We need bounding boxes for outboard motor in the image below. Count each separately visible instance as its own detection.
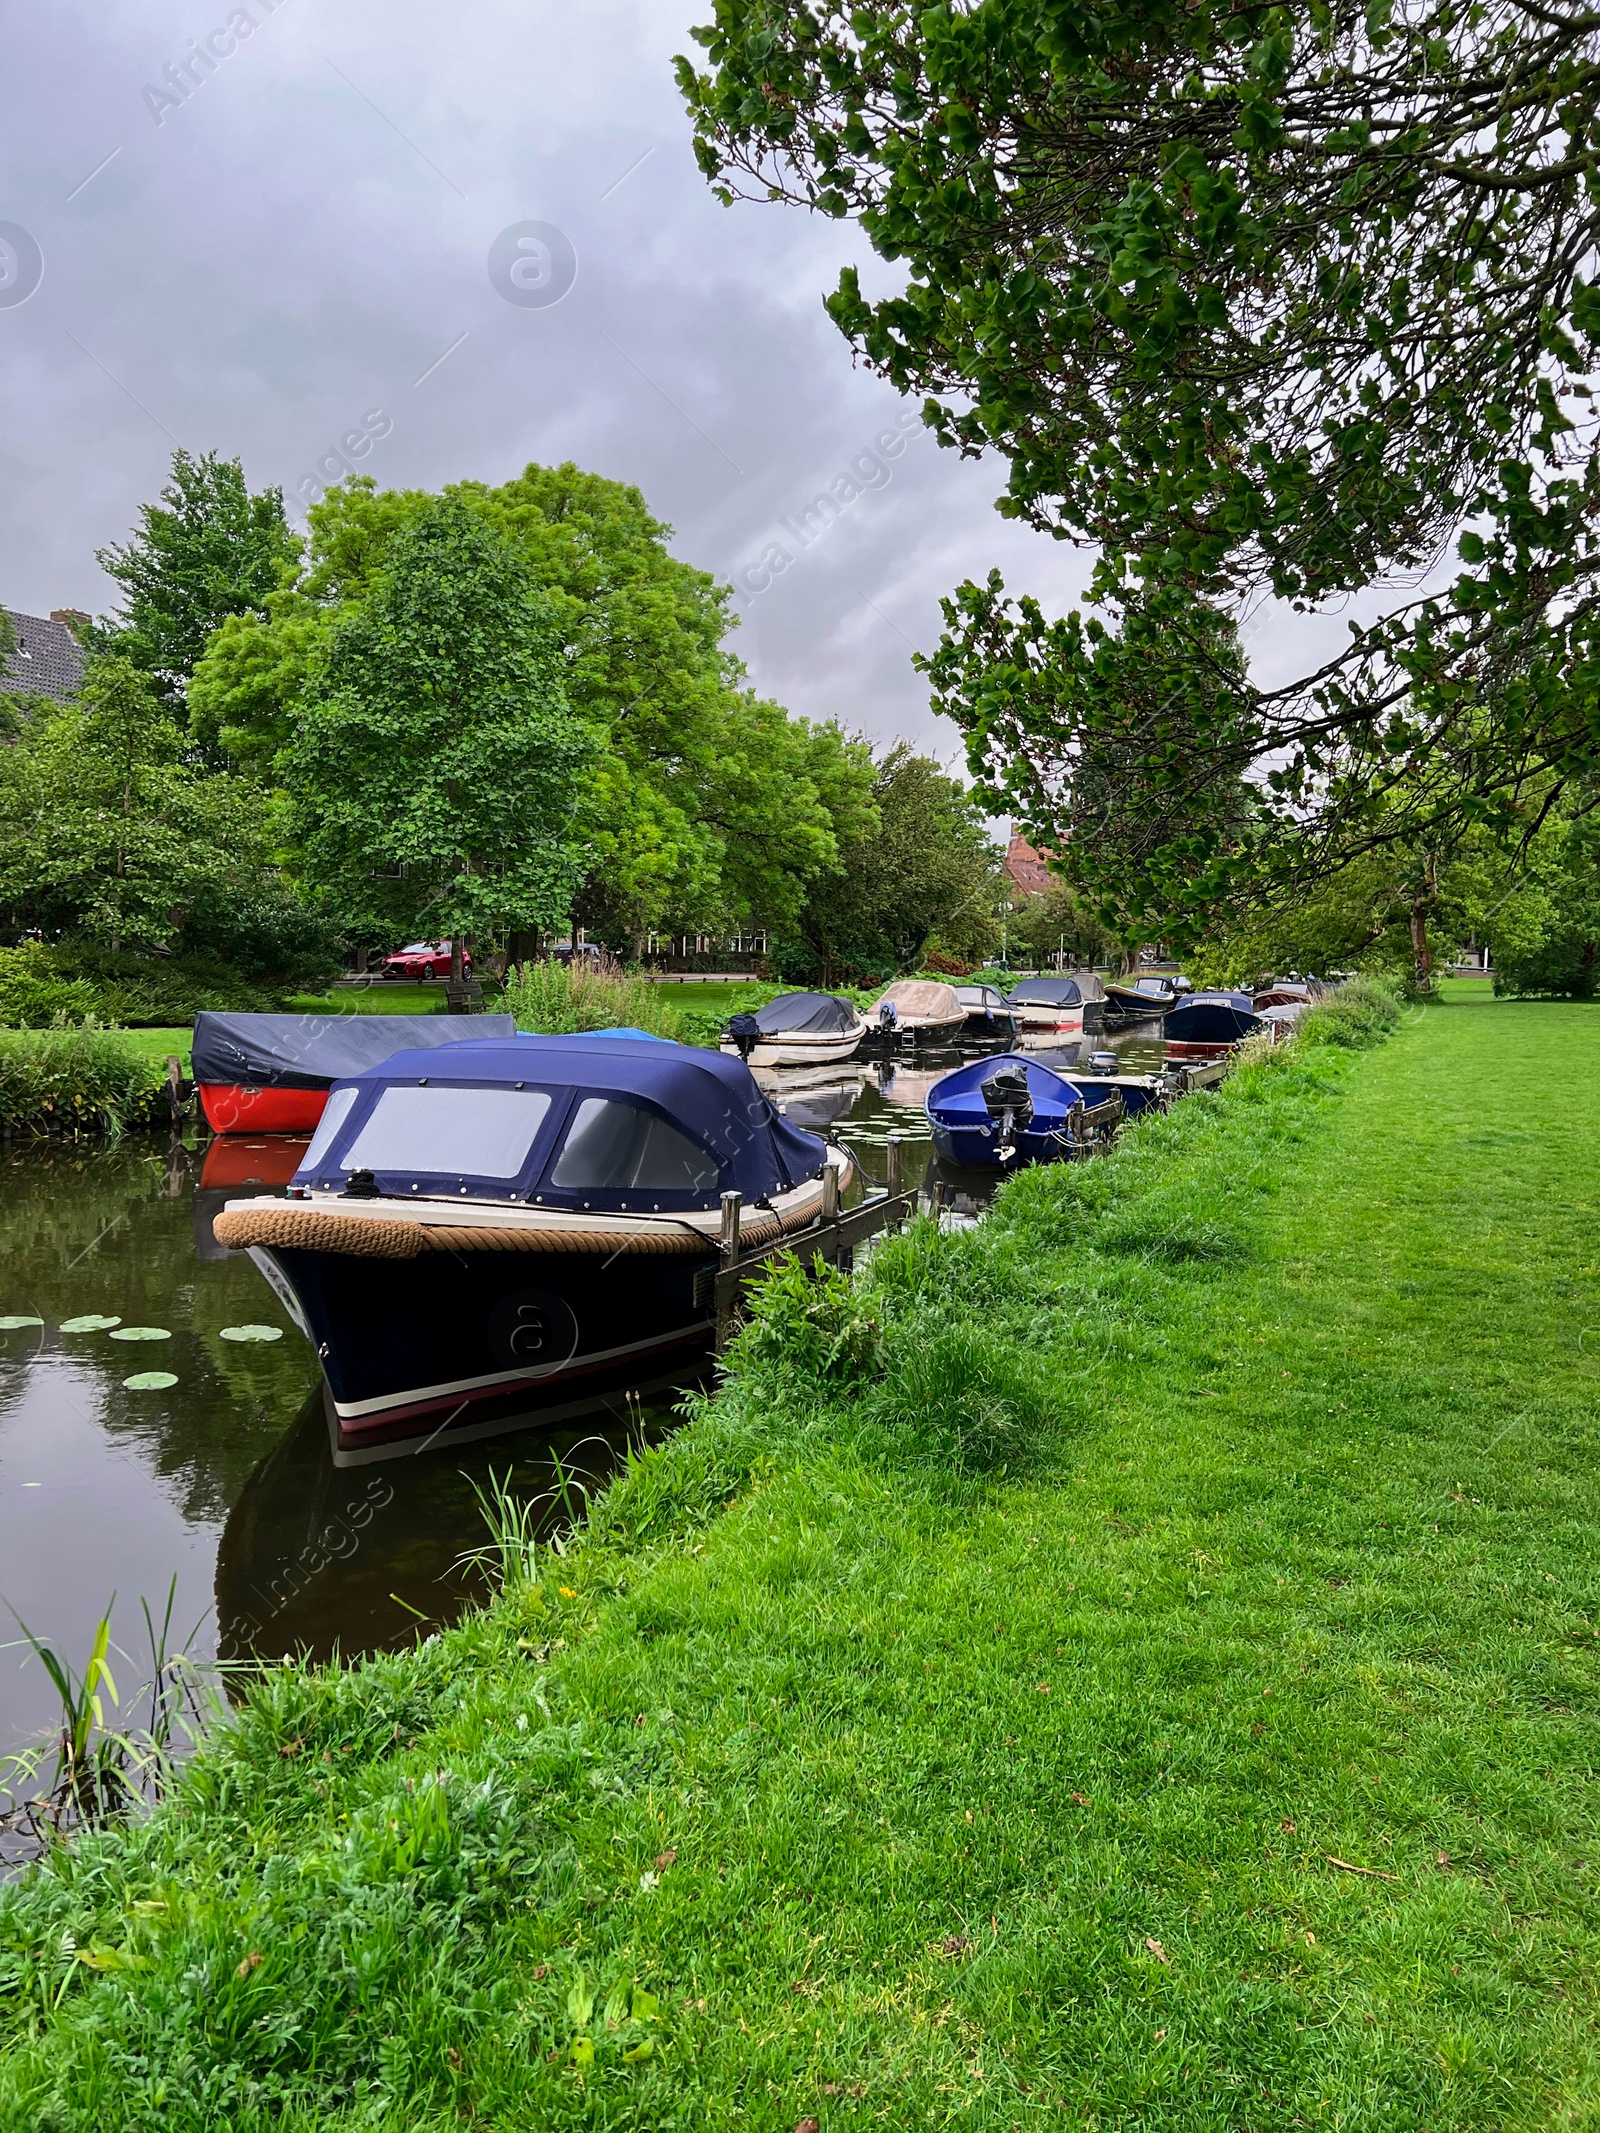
[877,998,899,1034]
[726,1011,761,1061]
[981,1062,1033,1161]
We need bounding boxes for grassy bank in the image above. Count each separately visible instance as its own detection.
[1,993,1596,2127]
[0,1027,169,1137]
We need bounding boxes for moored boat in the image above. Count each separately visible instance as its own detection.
[193,1011,518,1134]
[1005,972,1109,1034]
[213,1034,853,1455]
[926,1054,1118,1167]
[1104,974,1180,1017]
[865,979,967,1044]
[720,991,866,1068]
[1162,991,1263,1056]
[954,982,1019,1038]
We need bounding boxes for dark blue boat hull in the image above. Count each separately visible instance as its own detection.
[256,1241,716,1454]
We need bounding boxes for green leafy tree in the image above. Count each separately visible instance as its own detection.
[281,498,595,965]
[785,745,1002,983]
[679,0,1600,927]
[95,450,301,714]
[0,658,266,952]
[1004,875,1117,973]
[194,465,870,947]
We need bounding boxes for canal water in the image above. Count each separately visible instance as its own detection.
[0,1027,1168,1782]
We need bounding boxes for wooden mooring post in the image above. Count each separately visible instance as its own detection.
[702,1158,918,1354]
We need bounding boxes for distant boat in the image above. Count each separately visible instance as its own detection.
[865,979,967,1044]
[1005,973,1109,1034]
[720,992,867,1068]
[926,1054,1110,1167]
[954,982,1018,1038]
[192,1011,519,1135]
[1104,975,1180,1017]
[1163,991,1263,1055]
[214,1033,851,1455]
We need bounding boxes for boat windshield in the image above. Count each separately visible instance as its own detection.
[548,1098,720,1192]
[340,1086,554,1178]
[301,1085,360,1171]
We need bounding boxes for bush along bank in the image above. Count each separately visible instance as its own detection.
[0,1026,169,1138]
[4,984,1597,2128]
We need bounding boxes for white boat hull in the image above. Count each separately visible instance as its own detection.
[720,1029,864,1068]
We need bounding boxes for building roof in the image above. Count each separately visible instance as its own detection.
[1004,829,1053,898]
[2,610,86,702]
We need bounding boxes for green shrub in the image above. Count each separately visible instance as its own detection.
[0,1026,166,1136]
[502,957,686,1040]
[0,943,102,1027]
[0,938,281,1026]
[1300,974,1405,1049]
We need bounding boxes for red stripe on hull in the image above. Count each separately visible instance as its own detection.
[199,1084,330,1135]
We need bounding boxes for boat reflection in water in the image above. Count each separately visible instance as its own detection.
[215,1387,649,1669]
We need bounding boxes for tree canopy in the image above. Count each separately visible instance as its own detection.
[282,498,594,948]
[94,450,301,714]
[783,744,1002,981]
[0,657,265,953]
[678,0,1600,928]
[193,464,871,945]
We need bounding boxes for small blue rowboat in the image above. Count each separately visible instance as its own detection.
[925,1054,1089,1168]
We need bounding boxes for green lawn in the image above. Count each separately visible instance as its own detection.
[2,993,1596,2128]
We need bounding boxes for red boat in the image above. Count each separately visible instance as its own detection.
[193,1012,517,1135]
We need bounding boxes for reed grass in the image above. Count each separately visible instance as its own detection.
[501,955,688,1040]
[0,1024,167,1138]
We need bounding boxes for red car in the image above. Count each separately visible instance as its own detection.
[380,940,472,980]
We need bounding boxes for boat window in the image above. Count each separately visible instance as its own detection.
[300,1084,360,1172]
[340,1086,553,1178]
[549,1098,720,1192]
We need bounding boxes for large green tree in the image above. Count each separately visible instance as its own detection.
[785,744,1002,982]
[678,0,1600,929]
[281,498,594,961]
[95,450,301,715]
[0,658,266,952]
[193,466,870,946]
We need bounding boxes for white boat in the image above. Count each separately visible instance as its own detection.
[865,979,966,1043]
[720,991,867,1068]
[1005,973,1109,1034]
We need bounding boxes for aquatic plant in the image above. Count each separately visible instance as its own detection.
[0,1025,167,1138]
[0,1582,212,1854]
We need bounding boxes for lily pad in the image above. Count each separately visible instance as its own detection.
[0,1315,44,1331]
[60,1314,123,1334]
[219,1324,284,1343]
[123,1371,179,1392]
[109,1326,172,1343]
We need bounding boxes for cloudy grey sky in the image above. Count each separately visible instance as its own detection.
[0,0,1118,769]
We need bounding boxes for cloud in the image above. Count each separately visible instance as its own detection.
[0,0,1302,765]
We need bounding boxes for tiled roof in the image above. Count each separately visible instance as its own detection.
[2,609,86,702]
[1004,830,1053,897]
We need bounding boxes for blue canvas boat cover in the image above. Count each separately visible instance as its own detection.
[193,1011,519,1090]
[292,1032,827,1203]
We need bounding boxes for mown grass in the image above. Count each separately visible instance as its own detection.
[0,990,1596,2128]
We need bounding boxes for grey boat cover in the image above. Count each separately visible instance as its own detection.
[193,1011,518,1090]
[744,992,861,1037]
[1008,973,1108,1008]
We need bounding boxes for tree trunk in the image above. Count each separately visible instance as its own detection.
[450,936,465,982]
[506,926,539,976]
[1409,901,1433,983]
